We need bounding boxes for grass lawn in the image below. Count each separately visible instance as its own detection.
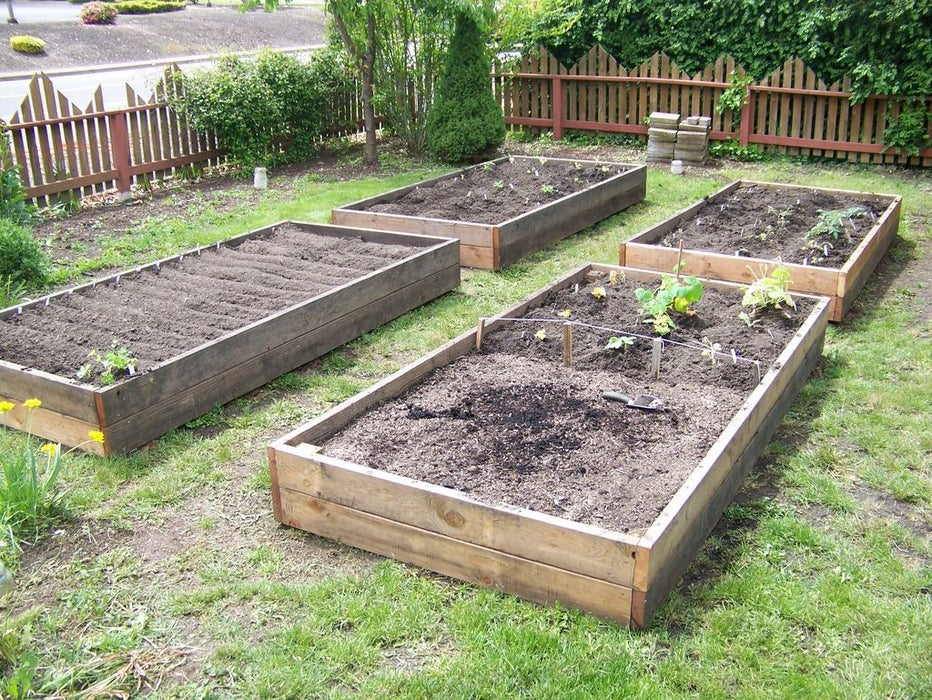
[0,146,929,698]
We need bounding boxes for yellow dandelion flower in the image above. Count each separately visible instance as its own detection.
[23,398,42,410]
[88,430,105,444]
[39,443,59,457]
[0,401,14,413]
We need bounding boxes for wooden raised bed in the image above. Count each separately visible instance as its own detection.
[268,264,830,627]
[619,180,901,322]
[332,156,646,271]
[0,222,459,455]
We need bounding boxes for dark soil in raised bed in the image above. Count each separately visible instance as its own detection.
[661,183,892,267]
[359,157,628,225]
[323,270,814,534]
[0,224,418,384]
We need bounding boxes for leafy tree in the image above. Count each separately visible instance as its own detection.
[426,10,504,162]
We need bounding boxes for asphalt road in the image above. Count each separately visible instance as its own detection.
[6,0,83,24]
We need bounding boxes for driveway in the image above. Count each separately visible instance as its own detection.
[6,0,82,24]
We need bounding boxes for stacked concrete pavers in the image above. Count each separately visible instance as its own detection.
[646,112,680,162]
[674,115,712,164]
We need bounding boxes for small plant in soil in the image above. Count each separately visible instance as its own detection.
[557,308,572,318]
[634,275,704,336]
[77,345,139,385]
[700,337,723,365]
[494,180,505,189]
[805,206,868,243]
[541,184,555,195]
[738,311,761,329]
[534,328,548,341]
[605,335,635,352]
[742,265,796,315]
[609,270,623,286]
[591,286,607,301]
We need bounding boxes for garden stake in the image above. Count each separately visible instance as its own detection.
[563,322,573,367]
[651,337,663,378]
[475,318,486,350]
[675,240,685,279]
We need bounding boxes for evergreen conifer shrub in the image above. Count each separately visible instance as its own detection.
[426,12,505,163]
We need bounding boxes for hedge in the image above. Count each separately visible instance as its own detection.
[112,0,185,14]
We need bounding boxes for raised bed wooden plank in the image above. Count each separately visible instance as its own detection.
[278,489,634,625]
[0,223,460,454]
[619,180,900,322]
[274,445,640,587]
[271,264,828,627]
[332,156,646,271]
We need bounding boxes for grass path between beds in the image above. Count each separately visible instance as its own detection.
[0,153,929,698]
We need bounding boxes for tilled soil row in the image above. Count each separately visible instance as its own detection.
[0,225,418,383]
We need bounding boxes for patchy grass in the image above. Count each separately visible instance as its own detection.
[0,152,929,698]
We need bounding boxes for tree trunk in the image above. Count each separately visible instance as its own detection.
[361,9,378,167]
[7,0,18,24]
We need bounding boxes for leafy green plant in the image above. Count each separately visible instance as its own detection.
[717,70,754,115]
[605,335,635,352]
[708,140,767,162]
[171,49,353,169]
[540,184,555,194]
[805,207,867,242]
[742,266,796,313]
[9,36,46,55]
[77,346,138,385]
[426,11,506,162]
[634,275,704,335]
[0,219,48,291]
[882,101,930,156]
[0,135,35,227]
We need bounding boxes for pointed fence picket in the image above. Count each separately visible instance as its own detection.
[1,66,369,206]
[494,47,931,167]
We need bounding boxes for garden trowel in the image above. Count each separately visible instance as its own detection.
[602,391,666,412]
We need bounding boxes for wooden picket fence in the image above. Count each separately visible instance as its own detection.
[1,67,368,206]
[494,46,932,167]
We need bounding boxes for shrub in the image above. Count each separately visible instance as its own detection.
[426,12,505,162]
[172,49,353,168]
[8,36,46,55]
[80,2,117,24]
[0,138,35,227]
[112,0,184,14]
[0,219,48,291]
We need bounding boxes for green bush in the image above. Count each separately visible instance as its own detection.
[0,138,35,227]
[8,36,46,55]
[171,49,353,168]
[80,2,117,24]
[112,0,184,14]
[426,12,505,163]
[0,219,48,291]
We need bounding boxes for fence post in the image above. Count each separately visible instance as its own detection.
[738,87,753,146]
[552,75,564,140]
[109,111,133,197]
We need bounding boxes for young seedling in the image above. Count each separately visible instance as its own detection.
[700,337,722,366]
[805,206,867,243]
[540,184,555,194]
[605,335,635,352]
[591,286,607,301]
[742,265,796,315]
[534,328,548,341]
[494,180,505,189]
[77,345,139,385]
[557,308,572,318]
[634,275,704,335]
[609,270,623,286]
[738,311,761,328]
